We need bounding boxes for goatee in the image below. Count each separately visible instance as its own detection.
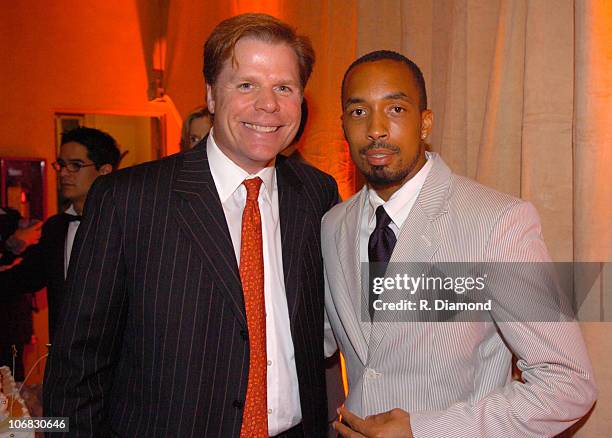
[363,142,424,187]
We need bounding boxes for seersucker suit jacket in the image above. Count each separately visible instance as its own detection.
[43,141,338,437]
[323,153,596,437]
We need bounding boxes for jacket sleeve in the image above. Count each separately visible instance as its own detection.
[43,176,128,437]
[0,224,53,299]
[410,201,597,437]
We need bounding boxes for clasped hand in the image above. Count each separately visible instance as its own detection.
[333,405,413,438]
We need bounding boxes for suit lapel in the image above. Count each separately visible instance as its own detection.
[336,187,370,364]
[52,216,70,284]
[276,157,309,323]
[172,142,246,328]
[368,154,451,357]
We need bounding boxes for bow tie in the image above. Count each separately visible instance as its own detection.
[62,213,82,222]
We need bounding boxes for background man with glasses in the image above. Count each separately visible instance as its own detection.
[0,126,121,339]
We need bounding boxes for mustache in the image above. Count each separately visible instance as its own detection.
[359,141,400,154]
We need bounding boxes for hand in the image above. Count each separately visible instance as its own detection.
[6,221,42,254]
[333,406,413,438]
[16,220,43,246]
[0,257,23,271]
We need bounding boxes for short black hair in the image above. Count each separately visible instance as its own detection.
[61,127,121,170]
[341,50,428,112]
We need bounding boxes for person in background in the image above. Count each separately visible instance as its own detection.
[180,106,213,150]
[0,127,121,340]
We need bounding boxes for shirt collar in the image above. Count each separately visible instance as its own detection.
[207,130,276,203]
[367,151,434,229]
[65,204,78,216]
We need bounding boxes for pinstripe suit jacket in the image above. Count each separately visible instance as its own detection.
[43,143,338,437]
[323,154,596,437]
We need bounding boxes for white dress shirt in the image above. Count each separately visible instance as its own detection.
[207,132,302,435]
[64,204,80,278]
[359,152,434,264]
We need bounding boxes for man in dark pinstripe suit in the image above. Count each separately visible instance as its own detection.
[324,51,596,437]
[44,14,338,437]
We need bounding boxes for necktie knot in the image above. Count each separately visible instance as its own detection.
[243,177,263,201]
[374,205,393,230]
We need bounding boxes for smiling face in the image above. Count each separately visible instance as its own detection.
[342,59,433,200]
[206,37,303,173]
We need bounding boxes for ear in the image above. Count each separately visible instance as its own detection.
[206,84,215,114]
[98,164,113,175]
[421,109,433,138]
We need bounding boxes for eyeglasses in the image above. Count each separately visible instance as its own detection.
[52,159,97,173]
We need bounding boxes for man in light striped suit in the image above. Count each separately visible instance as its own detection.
[323,50,596,437]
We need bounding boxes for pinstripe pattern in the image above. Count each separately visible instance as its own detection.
[43,142,338,437]
[323,153,596,437]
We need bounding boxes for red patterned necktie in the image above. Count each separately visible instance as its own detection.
[239,177,268,437]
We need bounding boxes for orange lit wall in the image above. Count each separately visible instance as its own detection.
[0,1,183,214]
[0,1,183,383]
[231,0,281,16]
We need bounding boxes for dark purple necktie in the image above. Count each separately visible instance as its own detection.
[368,206,397,319]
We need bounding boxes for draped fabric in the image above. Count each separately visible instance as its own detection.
[280,1,359,200]
[573,3,612,436]
[358,0,575,258]
[135,0,170,100]
[356,0,611,434]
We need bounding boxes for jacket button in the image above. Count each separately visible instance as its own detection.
[365,367,381,379]
[240,330,248,340]
[233,400,244,409]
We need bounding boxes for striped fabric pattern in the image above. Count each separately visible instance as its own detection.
[43,143,338,437]
[322,153,596,437]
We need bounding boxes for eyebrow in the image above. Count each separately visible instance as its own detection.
[236,74,300,86]
[344,97,365,107]
[344,92,413,108]
[59,158,85,163]
[385,92,410,101]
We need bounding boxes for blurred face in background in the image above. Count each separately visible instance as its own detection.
[188,114,212,147]
[57,142,111,211]
[207,37,303,173]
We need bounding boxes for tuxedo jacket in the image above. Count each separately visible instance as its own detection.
[43,143,338,437]
[0,208,34,347]
[323,153,596,437]
[0,213,71,339]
